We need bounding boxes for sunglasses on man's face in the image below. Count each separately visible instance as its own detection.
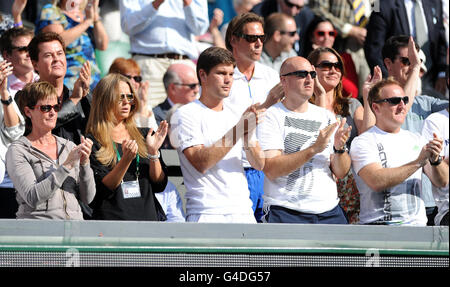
[31,104,61,113]
[122,74,142,83]
[11,45,28,52]
[374,96,409,105]
[174,83,199,90]
[314,30,337,38]
[281,70,317,79]
[119,93,135,104]
[236,33,266,43]
[280,30,297,37]
[284,0,304,10]
[316,61,343,72]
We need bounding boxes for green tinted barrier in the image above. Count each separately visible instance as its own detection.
[95,41,131,77]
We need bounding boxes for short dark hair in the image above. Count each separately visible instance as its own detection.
[225,12,264,51]
[264,13,290,40]
[28,32,66,62]
[0,27,34,55]
[382,35,419,64]
[196,47,236,84]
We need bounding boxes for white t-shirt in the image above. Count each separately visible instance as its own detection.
[258,102,339,214]
[172,100,254,217]
[155,180,186,222]
[421,109,449,226]
[224,62,279,167]
[350,126,427,226]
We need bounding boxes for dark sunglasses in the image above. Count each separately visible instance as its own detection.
[122,74,142,83]
[280,30,297,37]
[374,96,409,105]
[281,70,317,79]
[316,61,342,72]
[119,93,135,104]
[11,45,28,52]
[284,0,304,9]
[174,83,199,90]
[396,56,411,66]
[314,30,337,38]
[236,33,266,43]
[30,104,61,113]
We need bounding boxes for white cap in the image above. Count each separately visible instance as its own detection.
[418,49,427,73]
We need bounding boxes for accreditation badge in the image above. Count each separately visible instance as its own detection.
[121,180,141,199]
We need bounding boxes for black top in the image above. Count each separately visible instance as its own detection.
[87,128,168,221]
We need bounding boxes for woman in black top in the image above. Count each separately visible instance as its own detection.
[85,73,168,220]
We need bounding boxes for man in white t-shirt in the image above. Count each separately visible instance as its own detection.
[171,46,265,223]
[421,108,449,226]
[350,79,448,225]
[258,56,352,224]
[224,12,283,222]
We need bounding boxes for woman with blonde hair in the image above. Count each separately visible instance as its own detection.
[86,73,169,220]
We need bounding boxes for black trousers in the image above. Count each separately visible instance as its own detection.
[0,188,18,218]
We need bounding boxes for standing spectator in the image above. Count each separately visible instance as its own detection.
[251,0,315,56]
[0,27,39,97]
[172,47,265,223]
[350,77,448,225]
[85,73,169,221]
[154,63,199,126]
[6,81,96,220]
[258,56,352,224]
[259,13,298,72]
[120,0,209,108]
[108,57,157,130]
[308,0,372,99]
[364,0,447,98]
[224,12,283,222]
[27,31,91,145]
[36,0,108,91]
[421,108,449,226]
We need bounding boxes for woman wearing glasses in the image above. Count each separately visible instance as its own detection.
[5,81,96,219]
[108,57,157,130]
[85,73,169,220]
[304,16,359,99]
[307,47,368,224]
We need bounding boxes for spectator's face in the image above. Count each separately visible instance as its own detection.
[279,0,304,17]
[199,63,234,101]
[314,52,342,92]
[114,80,135,122]
[279,18,299,52]
[312,21,336,49]
[232,22,264,63]
[281,57,315,101]
[170,68,199,105]
[33,40,67,81]
[385,46,410,86]
[4,35,34,75]
[372,84,407,129]
[121,70,142,91]
[24,95,59,132]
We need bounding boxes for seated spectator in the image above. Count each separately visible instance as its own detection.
[350,78,448,225]
[6,81,96,219]
[304,16,358,98]
[307,47,368,223]
[220,0,262,40]
[108,57,157,130]
[0,27,39,96]
[259,13,298,72]
[27,31,91,145]
[172,47,265,223]
[421,107,449,226]
[36,0,108,90]
[85,73,169,221]
[258,56,351,224]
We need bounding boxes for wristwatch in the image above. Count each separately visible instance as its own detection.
[1,96,13,106]
[429,156,443,166]
[148,151,160,160]
[333,146,347,154]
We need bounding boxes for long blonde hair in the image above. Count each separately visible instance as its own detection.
[86,73,148,167]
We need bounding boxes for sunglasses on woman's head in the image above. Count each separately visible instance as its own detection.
[374,96,409,105]
[314,30,337,38]
[236,33,266,43]
[316,61,342,72]
[281,70,317,79]
[31,104,61,113]
[122,74,143,83]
